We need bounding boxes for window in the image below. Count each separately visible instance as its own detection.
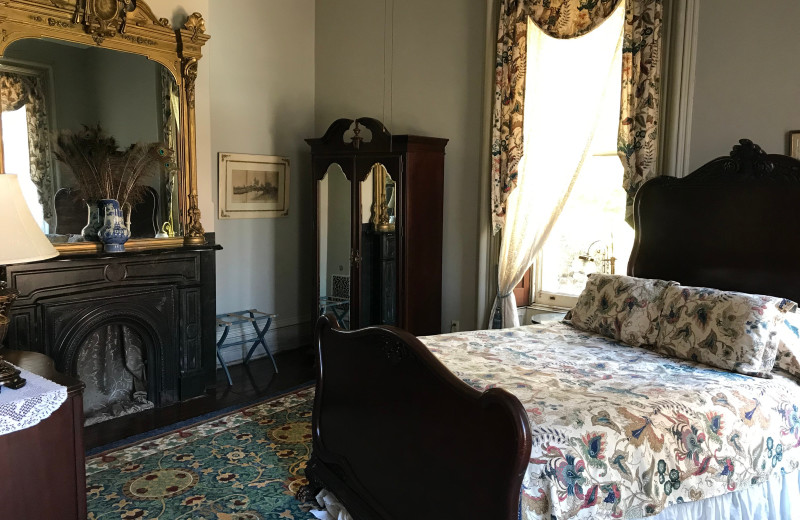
[1,104,44,231]
[520,6,633,309]
[0,63,52,234]
[533,101,635,308]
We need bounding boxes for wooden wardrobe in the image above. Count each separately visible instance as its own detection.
[308,118,447,336]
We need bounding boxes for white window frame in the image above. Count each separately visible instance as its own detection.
[531,252,579,309]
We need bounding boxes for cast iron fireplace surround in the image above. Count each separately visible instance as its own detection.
[1,244,218,406]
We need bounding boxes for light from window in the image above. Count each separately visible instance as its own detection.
[530,5,632,306]
[2,105,47,232]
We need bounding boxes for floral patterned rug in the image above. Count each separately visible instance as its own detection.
[86,386,317,520]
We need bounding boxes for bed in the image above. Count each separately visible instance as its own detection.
[299,139,800,519]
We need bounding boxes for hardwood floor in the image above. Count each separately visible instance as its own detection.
[85,346,315,452]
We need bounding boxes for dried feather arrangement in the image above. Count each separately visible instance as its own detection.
[53,124,173,208]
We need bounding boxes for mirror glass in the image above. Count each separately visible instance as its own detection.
[360,163,397,326]
[318,164,351,329]
[0,37,181,243]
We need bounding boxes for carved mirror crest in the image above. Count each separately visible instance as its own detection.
[0,0,209,254]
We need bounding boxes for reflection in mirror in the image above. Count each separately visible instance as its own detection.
[318,164,351,329]
[0,38,181,243]
[361,163,398,327]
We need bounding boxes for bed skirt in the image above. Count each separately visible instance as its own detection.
[647,470,800,520]
[311,470,800,520]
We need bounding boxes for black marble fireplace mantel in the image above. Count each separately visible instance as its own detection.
[2,243,219,405]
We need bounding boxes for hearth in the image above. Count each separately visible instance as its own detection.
[78,324,154,425]
[2,245,218,422]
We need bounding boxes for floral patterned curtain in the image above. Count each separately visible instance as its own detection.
[0,71,54,222]
[491,0,622,233]
[618,0,663,224]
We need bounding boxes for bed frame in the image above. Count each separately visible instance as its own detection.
[299,139,800,519]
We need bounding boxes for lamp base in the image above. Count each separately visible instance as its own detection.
[0,282,24,389]
[0,356,25,389]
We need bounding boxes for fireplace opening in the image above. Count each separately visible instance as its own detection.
[77,323,155,426]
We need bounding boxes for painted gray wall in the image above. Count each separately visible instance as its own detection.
[315,0,487,332]
[689,0,800,168]
[208,0,315,348]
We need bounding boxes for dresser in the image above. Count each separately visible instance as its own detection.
[309,118,447,335]
[0,350,86,519]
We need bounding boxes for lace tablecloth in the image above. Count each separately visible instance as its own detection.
[0,364,68,436]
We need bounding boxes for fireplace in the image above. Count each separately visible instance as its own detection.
[77,323,154,425]
[2,245,218,422]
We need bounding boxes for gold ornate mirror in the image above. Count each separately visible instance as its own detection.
[0,0,209,254]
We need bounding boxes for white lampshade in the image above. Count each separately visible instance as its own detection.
[0,174,58,264]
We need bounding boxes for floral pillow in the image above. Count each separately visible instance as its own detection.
[655,285,796,377]
[567,274,677,347]
[775,312,800,381]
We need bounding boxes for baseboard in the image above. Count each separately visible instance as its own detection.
[215,313,313,368]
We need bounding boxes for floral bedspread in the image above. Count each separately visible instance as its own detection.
[420,322,800,520]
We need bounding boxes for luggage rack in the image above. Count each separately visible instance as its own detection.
[215,309,278,386]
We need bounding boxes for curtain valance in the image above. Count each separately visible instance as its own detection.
[529,0,622,39]
[0,72,33,112]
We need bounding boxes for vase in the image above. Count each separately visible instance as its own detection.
[81,201,102,241]
[98,199,131,253]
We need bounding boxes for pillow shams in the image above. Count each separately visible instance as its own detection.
[568,274,676,347]
[655,286,796,377]
[775,312,800,380]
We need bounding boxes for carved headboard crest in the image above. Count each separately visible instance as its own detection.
[723,139,774,175]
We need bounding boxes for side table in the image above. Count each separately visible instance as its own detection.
[0,350,86,520]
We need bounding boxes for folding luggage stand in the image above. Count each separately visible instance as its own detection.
[215,309,278,386]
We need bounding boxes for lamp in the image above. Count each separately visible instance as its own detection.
[0,174,59,389]
[578,239,616,275]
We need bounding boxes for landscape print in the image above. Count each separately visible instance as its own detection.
[231,169,279,203]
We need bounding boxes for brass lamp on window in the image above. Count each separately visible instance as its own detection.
[578,239,616,275]
[0,174,59,389]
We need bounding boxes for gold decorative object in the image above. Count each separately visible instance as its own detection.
[370,164,396,233]
[0,174,60,390]
[0,0,210,255]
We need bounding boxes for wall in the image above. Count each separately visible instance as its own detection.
[315,0,487,331]
[689,0,800,168]
[208,0,315,360]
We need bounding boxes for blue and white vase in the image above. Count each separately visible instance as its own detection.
[81,201,102,241]
[98,199,131,253]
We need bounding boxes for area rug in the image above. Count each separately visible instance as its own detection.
[86,386,317,520]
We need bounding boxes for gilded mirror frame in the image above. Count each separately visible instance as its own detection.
[0,0,210,254]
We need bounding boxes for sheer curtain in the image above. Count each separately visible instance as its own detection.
[493,6,625,328]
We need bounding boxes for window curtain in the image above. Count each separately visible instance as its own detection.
[490,0,622,234]
[619,0,664,224]
[489,0,664,328]
[0,71,53,222]
[492,7,625,329]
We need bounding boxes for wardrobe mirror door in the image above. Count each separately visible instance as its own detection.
[318,163,352,329]
[360,163,398,326]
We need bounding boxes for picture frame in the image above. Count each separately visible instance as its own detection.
[791,132,800,160]
[218,153,290,218]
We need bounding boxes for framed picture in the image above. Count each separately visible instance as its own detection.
[791,132,800,160]
[218,153,290,218]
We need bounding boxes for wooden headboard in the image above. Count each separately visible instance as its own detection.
[629,139,800,303]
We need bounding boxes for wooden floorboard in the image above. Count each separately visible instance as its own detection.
[84,345,315,451]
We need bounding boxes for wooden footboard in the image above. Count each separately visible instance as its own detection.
[302,315,532,520]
